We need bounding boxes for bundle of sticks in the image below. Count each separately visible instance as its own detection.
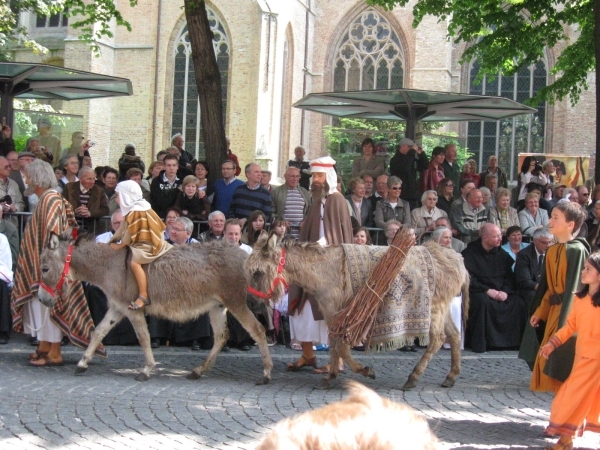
[329,226,415,347]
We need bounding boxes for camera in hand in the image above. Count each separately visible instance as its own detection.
[0,195,12,205]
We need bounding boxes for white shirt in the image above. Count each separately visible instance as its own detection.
[239,242,252,254]
[0,233,13,286]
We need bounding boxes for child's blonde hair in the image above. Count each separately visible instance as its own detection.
[182,175,200,189]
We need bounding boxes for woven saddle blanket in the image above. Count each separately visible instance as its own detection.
[341,244,435,350]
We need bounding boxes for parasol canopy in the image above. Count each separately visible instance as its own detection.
[0,62,133,127]
[293,88,537,139]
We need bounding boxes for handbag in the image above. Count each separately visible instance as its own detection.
[543,334,577,382]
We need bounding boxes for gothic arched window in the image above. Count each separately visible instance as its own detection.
[467,61,547,180]
[171,8,229,159]
[333,10,404,92]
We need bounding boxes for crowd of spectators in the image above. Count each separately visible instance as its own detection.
[0,129,597,367]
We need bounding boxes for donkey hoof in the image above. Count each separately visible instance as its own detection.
[255,376,271,386]
[441,377,455,388]
[186,371,201,381]
[315,379,331,390]
[135,372,150,382]
[74,366,88,375]
[361,366,376,379]
[401,379,418,391]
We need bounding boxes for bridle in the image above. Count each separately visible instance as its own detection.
[39,243,74,298]
[247,248,288,300]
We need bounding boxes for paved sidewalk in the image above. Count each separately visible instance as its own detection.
[0,335,598,449]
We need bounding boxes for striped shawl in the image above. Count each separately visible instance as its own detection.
[122,209,166,256]
[11,190,106,357]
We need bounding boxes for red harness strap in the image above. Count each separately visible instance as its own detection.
[247,248,288,300]
[39,243,74,298]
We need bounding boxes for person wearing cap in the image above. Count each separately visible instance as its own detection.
[260,170,272,192]
[286,156,353,374]
[550,183,567,207]
[389,137,429,210]
[34,118,62,164]
[9,151,35,211]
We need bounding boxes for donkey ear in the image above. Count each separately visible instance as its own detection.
[48,233,60,250]
[255,229,269,247]
[267,231,279,251]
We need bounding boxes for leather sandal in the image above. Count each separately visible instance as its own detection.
[29,356,64,367]
[286,355,317,372]
[28,351,48,361]
[129,295,151,310]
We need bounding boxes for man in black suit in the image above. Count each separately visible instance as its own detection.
[514,227,553,308]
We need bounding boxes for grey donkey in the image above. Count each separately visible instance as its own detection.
[38,233,273,384]
[246,232,470,391]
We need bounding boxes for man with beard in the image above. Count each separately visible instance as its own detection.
[287,156,353,373]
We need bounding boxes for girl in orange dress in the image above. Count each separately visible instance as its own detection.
[539,252,600,450]
[525,202,589,392]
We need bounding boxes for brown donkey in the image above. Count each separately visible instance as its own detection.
[38,233,273,384]
[245,232,470,390]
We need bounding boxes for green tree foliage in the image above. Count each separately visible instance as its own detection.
[1,0,138,58]
[367,0,592,107]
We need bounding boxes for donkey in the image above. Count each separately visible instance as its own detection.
[38,233,273,384]
[245,233,470,390]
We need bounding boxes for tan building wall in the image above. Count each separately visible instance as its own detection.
[12,0,596,181]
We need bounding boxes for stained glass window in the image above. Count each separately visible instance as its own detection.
[467,61,547,181]
[171,8,229,160]
[333,10,404,92]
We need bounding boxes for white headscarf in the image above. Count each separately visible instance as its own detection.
[115,180,151,216]
[310,156,338,195]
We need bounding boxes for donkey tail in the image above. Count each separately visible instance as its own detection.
[461,270,470,335]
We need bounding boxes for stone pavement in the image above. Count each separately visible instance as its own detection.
[0,335,598,450]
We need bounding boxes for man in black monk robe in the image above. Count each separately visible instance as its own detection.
[462,223,527,353]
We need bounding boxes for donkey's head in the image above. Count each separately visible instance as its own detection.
[245,230,287,302]
[38,231,73,307]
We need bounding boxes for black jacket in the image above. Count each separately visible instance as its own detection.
[389,149,428,202]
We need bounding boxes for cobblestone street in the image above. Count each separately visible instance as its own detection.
[1,335,598,449]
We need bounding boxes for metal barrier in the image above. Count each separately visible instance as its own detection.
[5,211,388,244]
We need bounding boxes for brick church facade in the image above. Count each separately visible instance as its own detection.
[12,0,595,180]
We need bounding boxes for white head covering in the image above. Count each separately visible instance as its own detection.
[115,180,151,216]
[310,156,338,195]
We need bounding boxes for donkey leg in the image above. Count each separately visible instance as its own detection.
[126,311,156,382]
[338,341,376,380]
[188,305,228,380]
[227,304,273,385]
[315,338,341,391]
[441,318,461,388]
[75,307,123,375]
[403,309,447,391]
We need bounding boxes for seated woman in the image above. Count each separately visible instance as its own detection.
[500,225,529,271]
[384,220,402,246]
[411,190,447,241]
[519,192,549,237]
[488,188,520,241]
[345,177,373,227]
[110,180,172,310]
